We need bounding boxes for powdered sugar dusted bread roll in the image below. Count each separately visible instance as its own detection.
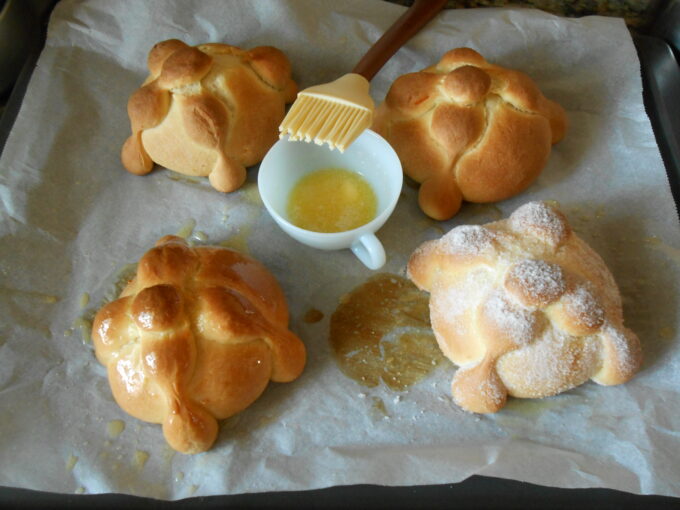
[373,48,567,220]
[92,236,306,453]
[407,201,641,413]
[122,39,297,192]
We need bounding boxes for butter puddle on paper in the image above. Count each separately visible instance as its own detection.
[330,273,444,391]
[79,292,90,309]
[287,168,377,233]
[133,450,149,470]
[66,454,78,471]
[176,219,196,239]
[107,420,125,439]
[68,263,137,342]
[303,308,324,324]
[241,182,262,206]
[645,235,680,265]
[219,225,252,254]
[0,287,59,304]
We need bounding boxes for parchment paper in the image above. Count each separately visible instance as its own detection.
[1,0,679,500]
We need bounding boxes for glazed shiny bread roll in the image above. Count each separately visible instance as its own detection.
[92,236,306,453]
[408,201,641,413]
[373,48,567,220]
[122,39,297,192]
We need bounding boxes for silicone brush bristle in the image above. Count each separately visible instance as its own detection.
[278,73,374,152]
[280,96,372,152]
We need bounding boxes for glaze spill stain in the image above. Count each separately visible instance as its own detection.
[219,225,252,254]
[72,317,92,343]
[176,219,196,239]
[167,173,204,187]
[223,410,280,441]
[107,419,125,439]
[645,236,680,265]
[133,450,149,470]
[241,182,263,206]
[330,273,443,391]
[501,395,570,417]
[659,326,675,340]
[66,454,78,471]
[371,396,389,418]
[2,287,59,304]
[104,263,138,303]
[70,264,137,341]
[193,231,208,242]
[303,308,324,324]
[566,203,606,225]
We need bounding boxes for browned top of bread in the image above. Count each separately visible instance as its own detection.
[121,39,297,192]
[373,48,567,221]
[92,236,306,453]
[408,201,641,413]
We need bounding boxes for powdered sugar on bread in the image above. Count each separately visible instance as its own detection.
[440,225,496,256]
[407,201,642,413]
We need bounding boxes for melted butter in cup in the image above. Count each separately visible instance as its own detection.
[258,130,403,270]
[287,168,377,233]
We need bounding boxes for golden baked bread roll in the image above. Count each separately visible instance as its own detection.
[91,236,306,453]
[121,39,297,192]
[408,201,641,413]
[373,48,567,220]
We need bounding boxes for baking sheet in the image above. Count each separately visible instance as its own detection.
[1,0,679,500]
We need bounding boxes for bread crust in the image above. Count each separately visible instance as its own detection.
[407,201,641,413]
[373,48,567,220]
[121,40,298,192]
[92,236,306,453]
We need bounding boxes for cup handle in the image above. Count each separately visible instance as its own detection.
[351,233,386,270]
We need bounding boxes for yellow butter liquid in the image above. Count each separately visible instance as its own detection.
[287,168,377,233]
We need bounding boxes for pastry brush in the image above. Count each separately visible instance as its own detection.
[279,0,447,152]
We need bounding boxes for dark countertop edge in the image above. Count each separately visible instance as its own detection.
[2,477,680,508]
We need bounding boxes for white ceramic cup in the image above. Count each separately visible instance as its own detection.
[258,129,403,270]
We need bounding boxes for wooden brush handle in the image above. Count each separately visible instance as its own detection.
[352,0,448,81]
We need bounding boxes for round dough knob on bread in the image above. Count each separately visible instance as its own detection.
[121,39,297,192]
[373,48,567,220]
[407,201,641,413]
[91,236,306,453]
